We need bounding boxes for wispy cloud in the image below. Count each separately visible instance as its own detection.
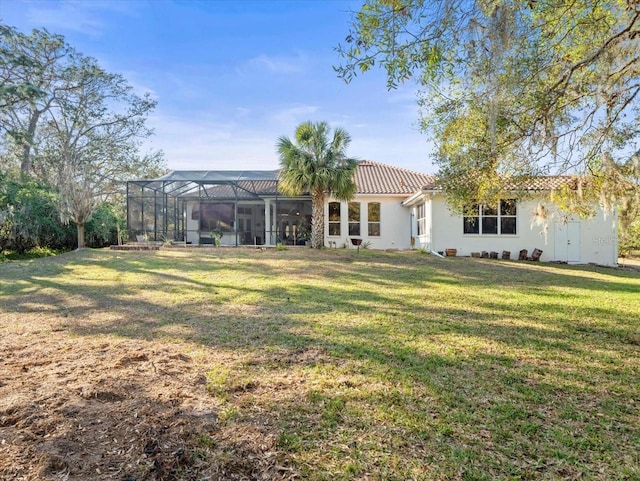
[144,105,434,173]
[235,107,252,118]
[268,104,319,128]
[145,113,282,171]
[386,86,420,105]
[120,71,159,100]
[243,51,308,76]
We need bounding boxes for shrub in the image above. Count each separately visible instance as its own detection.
[85,202,125,248]
[0,175,75,253]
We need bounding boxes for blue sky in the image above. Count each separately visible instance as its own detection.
[0,0,436,173]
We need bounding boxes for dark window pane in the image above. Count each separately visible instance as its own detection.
[464,204,480,216]
[482,204,498,216]
[328,223,341,236]
[368,202,380,222]
[349,223,360,236]
[464,217,479,234]
[368,223,380,236]
[329,202,341,221]
[482,216,498,234]
[501,217,517,234]
[501,199,517,216]
[348,202,360,221]
[200,203,235,232]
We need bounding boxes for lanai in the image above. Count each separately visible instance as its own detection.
[126,170,312,246]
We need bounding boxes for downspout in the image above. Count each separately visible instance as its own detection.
[409,210,413,248]
[428,192,434,254]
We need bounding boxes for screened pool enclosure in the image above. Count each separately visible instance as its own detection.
[126,170,312,246]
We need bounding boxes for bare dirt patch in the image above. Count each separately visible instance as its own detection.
[0,334,285,480]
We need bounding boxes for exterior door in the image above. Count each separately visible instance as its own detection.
[554,221,581,263]
[237,206,254,245]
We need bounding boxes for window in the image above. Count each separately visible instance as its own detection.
[463,200,517,235]
[500,199,517,234]
[368,202,381,236]
[416,204,426,236]
[482,204,498,234]
[328,202,341,236]
[195,202,235,232]
[348,202,360,236]
[463,205,480,234]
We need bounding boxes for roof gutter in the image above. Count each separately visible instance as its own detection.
[401,189,438,207]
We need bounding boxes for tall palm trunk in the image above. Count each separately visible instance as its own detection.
[277,122,357,249]
[310,189,325,249]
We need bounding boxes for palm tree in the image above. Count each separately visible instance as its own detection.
[277,121,358,248]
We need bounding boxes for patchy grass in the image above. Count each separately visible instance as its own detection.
[0,248,639,480]
[0,246,64,262]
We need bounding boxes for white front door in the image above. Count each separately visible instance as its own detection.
[554,221,581,263]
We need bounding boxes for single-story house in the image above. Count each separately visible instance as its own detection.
[126,160,618,265]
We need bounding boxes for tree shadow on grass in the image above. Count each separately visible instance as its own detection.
[1,249,638,357]
[1,249,639,478]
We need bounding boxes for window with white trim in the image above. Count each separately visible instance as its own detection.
[328,202,341,236]
[348,202,361,236]
[368,202,380,236]
[416,204,427,236]
[463,199,517,235]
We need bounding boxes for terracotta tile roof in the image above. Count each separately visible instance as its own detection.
[504,176,576,191]
[201,180,278,199]
[421,175,577,192]
[354,160,435,195]
[139,164,574,198]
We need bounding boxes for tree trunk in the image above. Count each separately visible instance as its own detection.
[76,223,86,250]
[310,189,325,249]
[20,111,41,177]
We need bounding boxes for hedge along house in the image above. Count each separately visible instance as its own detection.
[402,176,619,266]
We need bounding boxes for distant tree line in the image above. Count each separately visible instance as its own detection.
[0,24,165,255]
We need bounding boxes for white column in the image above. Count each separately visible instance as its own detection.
[264,199,272,245]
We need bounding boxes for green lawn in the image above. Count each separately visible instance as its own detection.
[1,248,639,480]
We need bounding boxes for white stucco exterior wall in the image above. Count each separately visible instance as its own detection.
[423,194,618,265]
[324,195,412,249]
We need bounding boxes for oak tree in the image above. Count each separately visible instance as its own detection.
[0,25,165,248]
[337,1,640,227]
